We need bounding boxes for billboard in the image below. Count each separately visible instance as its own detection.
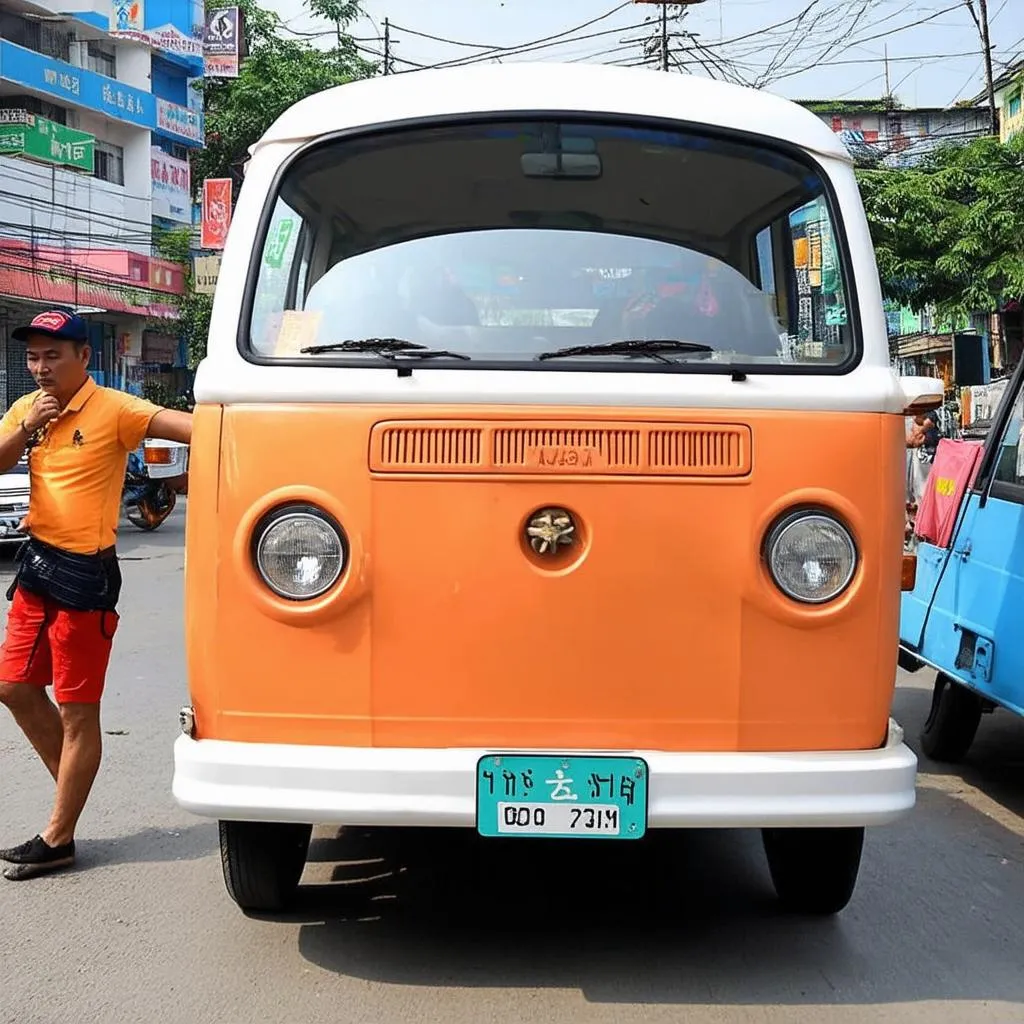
[200,178,233,250]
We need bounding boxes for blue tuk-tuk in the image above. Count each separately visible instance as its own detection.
[899,362,1024,761]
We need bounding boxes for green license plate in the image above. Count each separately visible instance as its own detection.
[476,754,648,840]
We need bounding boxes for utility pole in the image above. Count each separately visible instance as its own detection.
[884,44,891,100]
[383,17,391,76]
[661,4,669,72]
[964,0,999,135]
[633,0,706,72]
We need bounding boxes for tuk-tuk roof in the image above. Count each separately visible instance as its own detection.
[255,62,852,165]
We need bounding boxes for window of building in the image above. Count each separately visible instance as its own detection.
[94,141,125,186]
[1008,92,1022,119]
[85,41,116,78]
[0,96,67,125]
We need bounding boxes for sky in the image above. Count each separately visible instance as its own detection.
[263,0,1023,109]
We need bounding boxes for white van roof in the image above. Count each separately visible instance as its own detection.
[255,62,851,164]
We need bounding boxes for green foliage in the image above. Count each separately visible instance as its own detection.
[154,2,375,366]
[857,134,1024,319]
[152,227,213,370]
[142,379,192,411]
[190,0,376,192]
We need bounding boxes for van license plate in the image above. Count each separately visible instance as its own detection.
[476,755,648,839]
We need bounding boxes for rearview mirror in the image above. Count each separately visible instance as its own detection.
[520,152,602,179]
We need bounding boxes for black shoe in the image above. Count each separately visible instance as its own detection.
[0,835,75,880]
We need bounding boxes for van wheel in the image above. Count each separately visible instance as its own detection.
[920,673,983,763]
[762,827,864,915]
[219,820,312,913]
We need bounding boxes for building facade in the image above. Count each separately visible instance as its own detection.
[797,98,991,168]
[0,0,203,409]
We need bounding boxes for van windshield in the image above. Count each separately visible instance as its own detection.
[246,119,856,370]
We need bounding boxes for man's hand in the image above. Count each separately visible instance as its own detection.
[22,395,60,435]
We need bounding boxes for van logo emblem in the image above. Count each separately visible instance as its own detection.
[526,508,576,556]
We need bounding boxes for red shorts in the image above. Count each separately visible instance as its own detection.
[0,587,119,704]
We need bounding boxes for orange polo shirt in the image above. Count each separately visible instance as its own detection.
[0,377,162,554]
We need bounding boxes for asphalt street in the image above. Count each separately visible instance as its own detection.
[1,506,1022,1024]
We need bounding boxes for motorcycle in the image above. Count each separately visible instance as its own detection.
[123,448,178,531]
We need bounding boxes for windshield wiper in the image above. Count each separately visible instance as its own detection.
[537,339,715,363]
[300,337,469,360]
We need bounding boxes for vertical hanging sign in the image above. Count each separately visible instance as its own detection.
[200,178,233,250]
[204,7,241,78]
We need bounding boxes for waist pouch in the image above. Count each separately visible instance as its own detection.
[9,538,121,612]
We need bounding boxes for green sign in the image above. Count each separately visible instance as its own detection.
[263,219,295,268]
[0,112,94,173]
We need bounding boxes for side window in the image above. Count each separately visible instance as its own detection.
[785,198,848,360]
[753,225,777,314]
[250,198,307,354]
[992,385,1024,489]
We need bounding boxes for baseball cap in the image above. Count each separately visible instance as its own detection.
[12,309,89,344]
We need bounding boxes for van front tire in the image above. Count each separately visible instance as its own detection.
[219,820,312,913]
[762,826,864,915]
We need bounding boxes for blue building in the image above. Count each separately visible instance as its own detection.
[0,0,204,406]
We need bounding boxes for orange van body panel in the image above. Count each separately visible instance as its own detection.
[184,404,905,753]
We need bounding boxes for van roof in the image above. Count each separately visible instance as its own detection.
[255,62,852,164]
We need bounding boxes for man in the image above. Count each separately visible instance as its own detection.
[0,310,192,880]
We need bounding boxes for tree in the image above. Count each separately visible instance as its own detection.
[159,1,374,370]
[153,226,213,372]
[857,134,1024,322]
[191,0,375,192]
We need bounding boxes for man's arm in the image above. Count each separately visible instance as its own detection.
[146,409,193,445]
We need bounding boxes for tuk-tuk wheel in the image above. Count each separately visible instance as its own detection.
[920,673,983,763]
[219,820,312,914]
[761,826,864,915]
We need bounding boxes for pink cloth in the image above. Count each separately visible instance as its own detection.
[914,439,984,548]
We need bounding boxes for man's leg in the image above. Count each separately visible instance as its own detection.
[2,605,117,880]
[42,702,102,848]
[0,682,62,780]
[0,587,60,780]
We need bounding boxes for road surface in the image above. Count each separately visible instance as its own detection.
[2,511,1022,1023]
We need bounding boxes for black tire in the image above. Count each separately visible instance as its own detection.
[762,827,864,915]
[219,820,312,913]
[920,673,983,763]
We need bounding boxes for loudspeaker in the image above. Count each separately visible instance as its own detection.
[953,332,989,387]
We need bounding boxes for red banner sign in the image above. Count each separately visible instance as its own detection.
[200,178,233,250]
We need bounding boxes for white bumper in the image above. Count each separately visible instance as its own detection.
[173,719,916,829]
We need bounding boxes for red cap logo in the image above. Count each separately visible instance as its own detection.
[31,311,71,332]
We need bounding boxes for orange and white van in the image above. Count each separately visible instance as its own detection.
[172,63,943,916]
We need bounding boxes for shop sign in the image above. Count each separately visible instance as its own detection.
[156,98,203,144]
[0,111,94,173]
[151,147,191,224]
[0,41,153,128]
[111,0,144,33]
[204,7,241,78]
[111,23,204,59]
[193,254,221,294]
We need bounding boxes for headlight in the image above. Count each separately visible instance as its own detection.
[765,511,857,604]
[254,506,346,600]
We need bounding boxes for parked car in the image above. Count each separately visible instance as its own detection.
[0,455,29,547]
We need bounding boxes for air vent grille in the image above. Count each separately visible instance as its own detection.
[370,421,751,477]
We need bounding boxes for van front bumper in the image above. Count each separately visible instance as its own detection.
[172,719,916,829]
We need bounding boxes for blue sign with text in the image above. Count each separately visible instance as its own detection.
[0,41,154,129]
